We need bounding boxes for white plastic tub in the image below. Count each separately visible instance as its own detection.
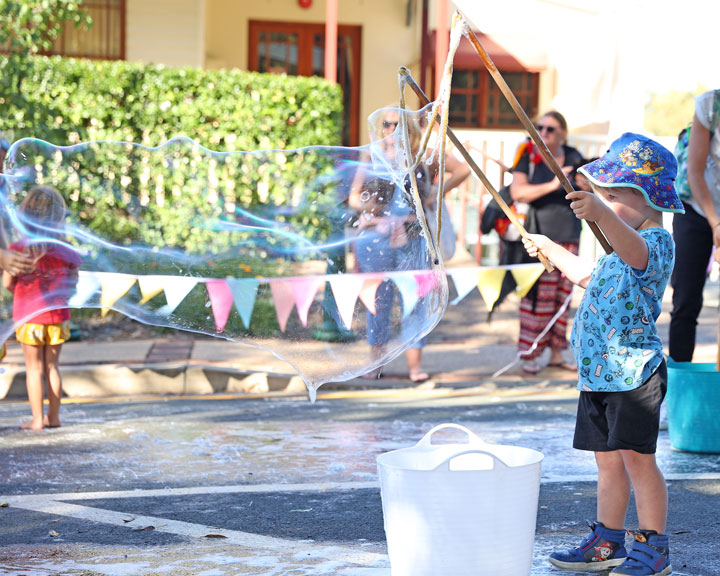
[377,423,544,576]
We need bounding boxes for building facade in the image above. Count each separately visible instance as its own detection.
[51,0,596,150]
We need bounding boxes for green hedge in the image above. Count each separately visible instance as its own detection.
[1,54,343,149]
[0,55,345,259]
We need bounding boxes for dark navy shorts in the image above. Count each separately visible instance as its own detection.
[573,360,667,454]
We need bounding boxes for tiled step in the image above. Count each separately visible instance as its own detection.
[145,340,194,363]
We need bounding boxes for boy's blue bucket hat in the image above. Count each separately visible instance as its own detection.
[578,132,685,213]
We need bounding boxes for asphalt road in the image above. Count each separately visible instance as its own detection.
[1,390,719,576]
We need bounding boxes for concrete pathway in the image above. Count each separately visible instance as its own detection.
[2,281,718,401]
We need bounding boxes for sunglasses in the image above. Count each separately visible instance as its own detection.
[536,124,557,134]
[382,120,399,129]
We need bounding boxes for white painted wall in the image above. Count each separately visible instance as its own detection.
[126,0,205,68]
[204,0,425,144]
[453,0,720,141]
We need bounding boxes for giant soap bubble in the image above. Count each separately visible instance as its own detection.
[0,103,449,399]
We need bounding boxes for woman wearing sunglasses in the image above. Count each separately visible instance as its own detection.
[509,110,584,374]
[349,107,468,382]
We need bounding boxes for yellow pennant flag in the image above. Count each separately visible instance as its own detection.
[511,264,545,297]
[477,268,507,311]
[137,275,167,304]
[100,273,137,316]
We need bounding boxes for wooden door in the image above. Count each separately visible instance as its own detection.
[249,20,361,146]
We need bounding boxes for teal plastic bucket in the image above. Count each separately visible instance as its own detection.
[666,361,720,453]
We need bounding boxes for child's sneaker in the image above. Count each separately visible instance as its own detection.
[549,520,627,571]
[610,530,672,576]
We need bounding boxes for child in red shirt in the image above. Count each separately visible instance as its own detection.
[3,186,81,430]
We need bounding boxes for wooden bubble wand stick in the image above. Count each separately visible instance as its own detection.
[457,11,612,254]
[400,68,554,272]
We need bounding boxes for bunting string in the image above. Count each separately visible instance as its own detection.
[68,263,545,334]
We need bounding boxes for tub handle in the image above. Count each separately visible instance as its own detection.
[417,424,511,469]
[417,423,488,448]
[435,447,512,471]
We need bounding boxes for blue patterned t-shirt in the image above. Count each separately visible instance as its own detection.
[571,227,674,392]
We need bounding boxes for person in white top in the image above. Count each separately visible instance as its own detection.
[669,89,720,362]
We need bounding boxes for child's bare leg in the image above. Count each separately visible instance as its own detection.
[43,344,63,428]
[621,449,667,533]
[596,450,631,530]
[20,343,45,430]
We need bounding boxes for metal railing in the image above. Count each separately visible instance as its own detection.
[443,140,511,265]
[444,132,611,265]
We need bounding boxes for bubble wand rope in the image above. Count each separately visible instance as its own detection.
[400,68,554,273]
[492,288,574,377]
[457,11,613,256]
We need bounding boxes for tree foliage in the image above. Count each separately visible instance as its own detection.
[0,0,92,95]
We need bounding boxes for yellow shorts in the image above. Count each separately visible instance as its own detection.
[16,321,71,346]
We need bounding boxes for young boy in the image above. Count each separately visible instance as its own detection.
[523,133,683,576]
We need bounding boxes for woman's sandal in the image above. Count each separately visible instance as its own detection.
[409,371,430,383]
[522,360,542,374]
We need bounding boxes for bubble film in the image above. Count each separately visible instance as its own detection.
[0,104,448,397]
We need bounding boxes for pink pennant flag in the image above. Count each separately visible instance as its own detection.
[206,280,234,332]
[290,277,325,327]
[358,275,385,315]
[270,279,295,332]
[329,274,366,330]
[414,270,440,298]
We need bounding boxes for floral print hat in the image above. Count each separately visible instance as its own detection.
[578,132,685,213]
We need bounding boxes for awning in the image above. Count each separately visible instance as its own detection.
[429,30,548,73]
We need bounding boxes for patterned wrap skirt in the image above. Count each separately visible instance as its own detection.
[518,242,578,358]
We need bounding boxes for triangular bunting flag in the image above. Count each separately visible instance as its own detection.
[206,280,234,332]
[329,274,365,330]
[358,276,385,315]
[227,278,260,329]
[414,270,439,298]
[448,268,481,305]
[137,275,168,304]
[290,277,324,327]
[159,277,198,316]
[477,268,507,312]
[511,264,545,298]
[270,279,295,332]
[69,271,101,307]
[99,273,137,317]
[392,273,420,318]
